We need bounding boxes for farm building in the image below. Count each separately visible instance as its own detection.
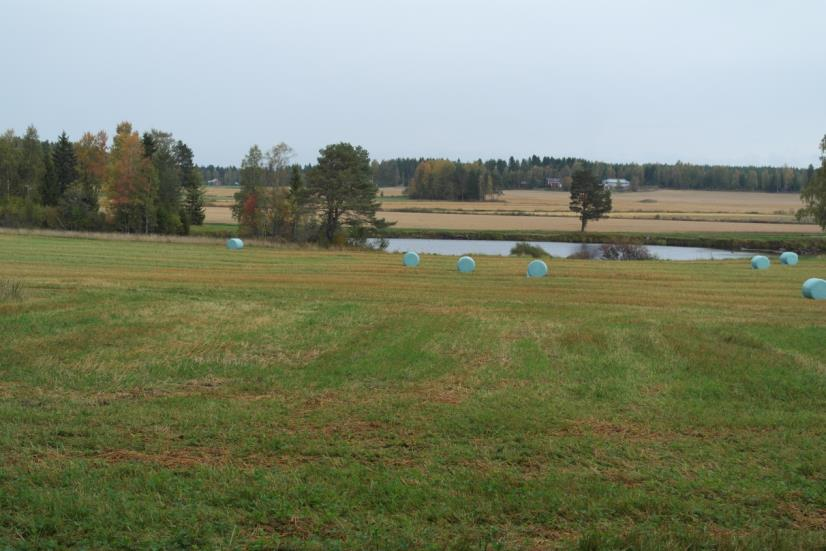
[602,178,631,190]
[546,177,563,189]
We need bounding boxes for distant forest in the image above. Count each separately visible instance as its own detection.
[372,156,815,194]
[201,156,815,196]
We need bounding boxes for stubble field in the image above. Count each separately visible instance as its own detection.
[204,187,820,234]
[1,233,825,549]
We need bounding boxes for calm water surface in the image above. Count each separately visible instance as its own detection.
[372,238,752,261]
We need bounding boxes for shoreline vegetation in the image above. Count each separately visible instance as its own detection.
[193,224,821,253]
[374,228,826,253]
[10,225,826,255]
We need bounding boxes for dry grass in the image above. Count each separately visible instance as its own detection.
[0,278,23,301]
[204,205,236,223]
[394,189,805,215]
[204,188,817,233]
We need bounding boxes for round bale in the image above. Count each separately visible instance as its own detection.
[526,259,548,278]
[226,238,244,250]
[751,255,770,270]
[457,256,476,273]
[801,278,826,300]
[780,251,799,266]
[403,251,420,267]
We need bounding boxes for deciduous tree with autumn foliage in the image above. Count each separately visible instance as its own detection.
[106,122,158,233]
[60,130,107,230]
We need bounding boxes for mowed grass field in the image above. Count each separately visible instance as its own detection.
[1,234,826,549]
[204,187,821,234]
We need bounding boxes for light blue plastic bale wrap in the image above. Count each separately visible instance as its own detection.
[779,251,799,266]
[801,278,826,300]
[751,255,770,270]
[403,251,420,267]
[226,238,244,250]
[457,256,476,273]
[526,259,548,278]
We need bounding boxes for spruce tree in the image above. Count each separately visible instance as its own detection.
[175,141,205,226]
[52,131,77,202]
[41,146,58,206]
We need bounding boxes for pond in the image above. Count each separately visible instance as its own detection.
[370,238,753,261]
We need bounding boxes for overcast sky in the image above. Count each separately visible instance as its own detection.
[1,0,824,167]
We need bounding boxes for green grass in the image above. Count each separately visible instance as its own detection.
[190,223,240,238]
[1,234,825,549]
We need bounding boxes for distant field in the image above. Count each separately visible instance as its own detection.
[382,188,804,215]
[204,185,237,204]
[381,211,823,234]
[1,234,825,548]
[205,187,820,234]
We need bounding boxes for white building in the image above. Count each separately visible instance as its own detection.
[602,178,631,190]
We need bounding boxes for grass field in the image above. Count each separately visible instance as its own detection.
[204,187,820,234]
[2,234,826,549]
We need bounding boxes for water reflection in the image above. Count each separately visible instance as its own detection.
[371,238,752,261]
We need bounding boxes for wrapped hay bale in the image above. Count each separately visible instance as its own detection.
[226,238,244,250]
[801,278,826,300]
[526,259,548,278]
[779,251,799,266]
[751,255,770,270]
[403,251,420,267]
[457,256,476,273]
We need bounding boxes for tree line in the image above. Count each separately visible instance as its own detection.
[0,124,205,233]
[202,155,815,198]
[406,160,495,200]
[368,155,815,195]
[200,165,240,186]
[232,142,389,245]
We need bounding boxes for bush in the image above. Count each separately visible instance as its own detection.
[567,246,598,259]
[600,243,657,260]
[0,198,47,228]
[510,242,549,258]
[155,208,186,235]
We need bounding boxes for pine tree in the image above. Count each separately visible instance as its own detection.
[307,143,390,244]
[569,169,612,232]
